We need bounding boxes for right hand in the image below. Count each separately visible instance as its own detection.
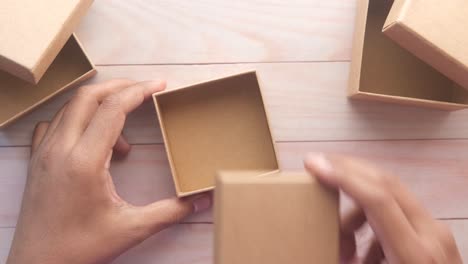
[305,153,462,264]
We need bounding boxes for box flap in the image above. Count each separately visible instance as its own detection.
[383,0,468,90]
[215,171,339,264]
[0,0,94,84]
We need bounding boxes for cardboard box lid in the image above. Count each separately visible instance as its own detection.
[0,0,94,84]
[383,0,468,90]
[215,171,339,264]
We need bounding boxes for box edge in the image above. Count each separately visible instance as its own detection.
[347,0,369,96]
[152,94,185,197]
[350,91,467,111]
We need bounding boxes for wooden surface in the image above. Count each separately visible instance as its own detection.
[1,0,467,263]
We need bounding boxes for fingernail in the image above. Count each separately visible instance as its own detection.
[305,153,334,176]
[193,195,212,213]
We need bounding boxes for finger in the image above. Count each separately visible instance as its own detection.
[341,232,357,262]
[391,179,434,234]
[31,122,50,154]
[79,80,165,165]
[305,153,433,234]
[112,134,131,159]
[131,193,212,237]
[305,153,423,263]
[55,79,136,145]
[342,206,367,235]
[340,206,366,261]
[39,103,67,145]
[363,238,385,264]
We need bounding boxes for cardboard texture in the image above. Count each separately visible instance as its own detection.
[153,72,279,197]
[384,0,468,91]
[215,171,339,264]
[348,0,468,110]
[0,35,96,128]
[0,0,94,83]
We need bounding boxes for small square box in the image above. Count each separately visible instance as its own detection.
[153,71,279,197]
[215,171,339,264]
[348,0,468,110]
[0,0,94,84]
[0,0,96,128]
[0,35,96,127]
[384,0,468,91]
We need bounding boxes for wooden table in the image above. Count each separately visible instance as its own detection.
[1,1,467,262]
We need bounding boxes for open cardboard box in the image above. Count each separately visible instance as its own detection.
[153,71,279,197]
[214,171,339,264]
[348,0,468,110]
[0,0,94,84]
[383,0,468,92]
[0,34,96,128]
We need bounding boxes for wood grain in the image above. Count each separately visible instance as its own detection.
[0,224,214,264]
[2,63,468,147]
[1,140,467,227]
[0,1,465,263]
[76,0,355,65]
[353,220,468,262]
[0,220,467,263]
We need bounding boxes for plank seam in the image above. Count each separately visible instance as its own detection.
[95,60,350,67]
[3,138,468,148]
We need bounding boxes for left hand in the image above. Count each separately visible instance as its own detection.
[7,79,212,264]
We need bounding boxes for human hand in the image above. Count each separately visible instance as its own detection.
[304,154,462,264]
[7,79,212,264]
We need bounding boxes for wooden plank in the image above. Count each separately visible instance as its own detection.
[0,220,466,263]
[279,140,468,220]
[115,220,468,263]
[353,220,468,262]
[1,140,467,228]
[2,63,468,147]
[0,224,213,264]
[76,0,355,65]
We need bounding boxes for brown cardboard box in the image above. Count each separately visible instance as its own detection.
[153,72,279,197]
[384,0,468,91]
[215,171,339,264]
[0,0,94,83]
[0,34,96,128]
[348,0,468,110]
[0,0,96,128]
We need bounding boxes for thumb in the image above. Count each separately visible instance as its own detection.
[132,193,212,235]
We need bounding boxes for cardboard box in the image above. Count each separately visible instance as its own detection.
[0,35,96,128]
[0,0,94,83]
[348,0,468,110]
[384,0,468,91]
[153,72,279,197]
[215,171,339,264]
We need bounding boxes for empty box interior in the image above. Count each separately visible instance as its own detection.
[154,72,279,196]
[351,0,468,107]
[0,35,96,127]
[215,171,339,264]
